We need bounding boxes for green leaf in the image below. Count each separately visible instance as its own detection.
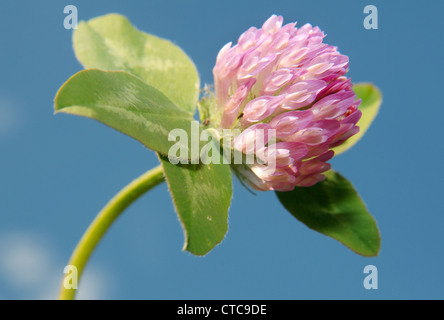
[276,171,380,256]
[334,83,382,155]
[159,154,232,256]
[55,69,199,159]
[73,13,200,114]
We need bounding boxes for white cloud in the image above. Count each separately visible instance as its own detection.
[0,233,52,289]
[76,267,110,300]
[0,96,23,137]
[0,232,114,300]
[38,266,111,300]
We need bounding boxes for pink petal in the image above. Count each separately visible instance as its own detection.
[262,15,283,34]
[269,109,313,137]
[233,123,274,154]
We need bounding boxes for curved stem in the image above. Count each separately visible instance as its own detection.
[58,165,165,300]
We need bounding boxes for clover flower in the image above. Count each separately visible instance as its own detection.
[212,15,362,191]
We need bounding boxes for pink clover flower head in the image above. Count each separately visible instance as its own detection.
[212,15,362,191]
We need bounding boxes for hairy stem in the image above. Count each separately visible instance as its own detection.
[58,165,165,300]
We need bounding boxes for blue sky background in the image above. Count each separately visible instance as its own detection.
[0,0,443,299]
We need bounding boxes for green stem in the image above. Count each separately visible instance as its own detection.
[58,165,165,300]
